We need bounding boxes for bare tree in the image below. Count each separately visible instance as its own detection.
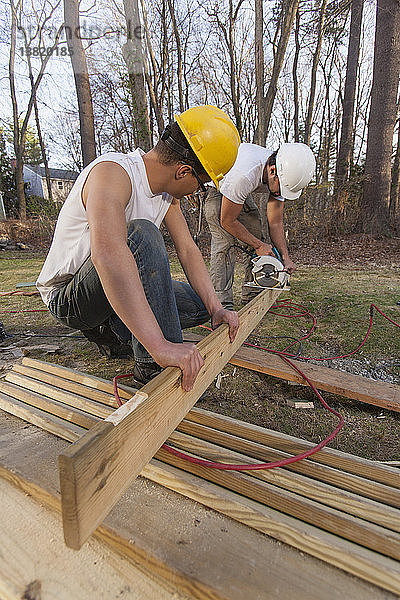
[8,0,63,219]
[356,0,400,233]
[20,29,52,202]
[334,0,364,215]
[390,96,400,220]
[304,0,328,146]
[122,0,151,150]
[292,8,300,142]
[64,0,96,166]
[254,0,265,144]
[263,0,299,141]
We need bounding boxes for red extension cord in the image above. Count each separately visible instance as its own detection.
[112,300,399,471]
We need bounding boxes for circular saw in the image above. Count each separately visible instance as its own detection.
[244,255,289,289]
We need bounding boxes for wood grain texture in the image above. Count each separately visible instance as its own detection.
[1,366,399,596]
[11,363,118,407]
[59,288,283,549]
[165,430,400,532]
[176,419,400,507]
[21,357,132,402]
[143,460,400,597]
[185,408,400,489]
[155,447,400,561]
[184,333,400,412]
[5,409,391,600]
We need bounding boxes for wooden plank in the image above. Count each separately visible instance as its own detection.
[177,419,400,508]
[185,333,400,412]
[21,357,132,402]
[0,477,178,600]
[156,446,400,561]
[186,408,400,489]
[165,430,400,532]
[0,390,398,596]
[11,363,118,407]
[59,287,283,550]
[0,380,99,430]
[6,410,389,600]
[4,371,113,419]
[0,392,84,443]
[143,460,400,597]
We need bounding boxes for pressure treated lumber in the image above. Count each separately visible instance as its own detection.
[10,362,118,407]
[59,287,283,550]
[185,408,400,489]
[185,332,400,412]
[0,376,109,422]
[156,447,400,561]
[20,357,132,402]
[1,369,399,595]
[16,356,400,490]
[143,461,400,597]
[166,430,400,532]
[4,411,390,600]
[176,419,400,508]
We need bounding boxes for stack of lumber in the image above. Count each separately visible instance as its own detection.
[0,356,399,597]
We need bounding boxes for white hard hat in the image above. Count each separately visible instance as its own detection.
[276,143,316,200]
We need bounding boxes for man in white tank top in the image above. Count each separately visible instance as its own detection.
[36,106,240,391]
[204,142,316,309]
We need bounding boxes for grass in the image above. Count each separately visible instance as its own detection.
[0,250,399,462]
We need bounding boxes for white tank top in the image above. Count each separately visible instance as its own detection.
[36,149,172,305]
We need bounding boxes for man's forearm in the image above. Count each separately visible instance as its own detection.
[221,218,262,250]
[268,223,290,260]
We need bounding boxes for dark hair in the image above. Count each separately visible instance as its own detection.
[267,150,278,167]
[154,122,208,177]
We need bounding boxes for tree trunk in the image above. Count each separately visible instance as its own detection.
[24,42,53,202]
[264,0,299,140]
[167,0,184,112]
[9,0,26,220]
[292,9,300,142]
[141,0,165,135]
[356,0,400,234]
[390,116,400,219]
[122,0,151,150]
[254,0,265,144]
[64,0,97,166]
[304,0,328,146]
[333,0,364,215]
[228,0,243,136]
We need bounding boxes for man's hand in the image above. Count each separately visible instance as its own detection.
[283,257,296,274]
[210,308,239,343]
[254,242,275,256]
[153,341,204,392]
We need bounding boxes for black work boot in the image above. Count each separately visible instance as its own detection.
[81,323,134,359]
[132,361,162,386]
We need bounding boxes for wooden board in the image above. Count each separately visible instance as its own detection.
[0,409,396,600]
[0,359,399,595]
[0,477,182,600]
[184,333,400,412]
[59,288,283,549]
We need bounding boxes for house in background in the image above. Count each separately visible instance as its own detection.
[23,165,79,203]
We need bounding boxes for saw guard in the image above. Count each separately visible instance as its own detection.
[249,256,288,289]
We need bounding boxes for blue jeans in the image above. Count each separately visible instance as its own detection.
[48,219,210,363]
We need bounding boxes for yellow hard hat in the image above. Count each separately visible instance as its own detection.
[175,105,240,190]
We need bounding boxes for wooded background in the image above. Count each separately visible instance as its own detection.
[1,0,400,236]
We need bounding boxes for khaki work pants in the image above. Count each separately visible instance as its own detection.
[204,187,264,310]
